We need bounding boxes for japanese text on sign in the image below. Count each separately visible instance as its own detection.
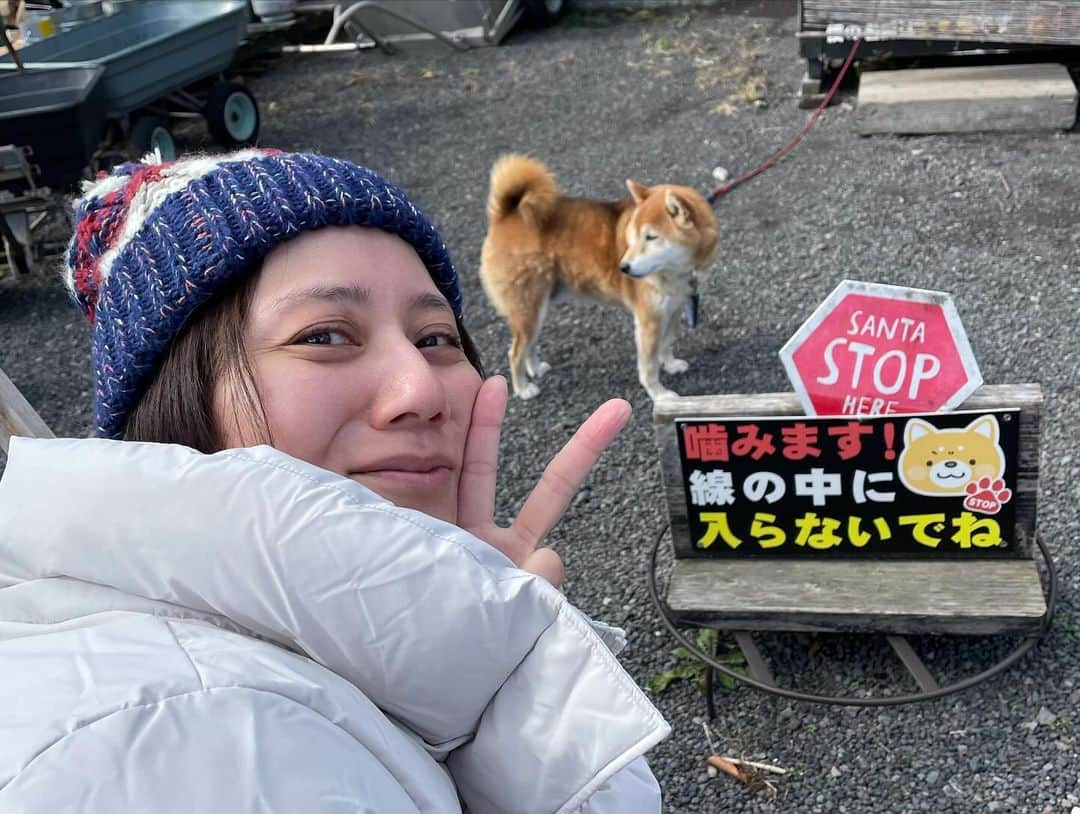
[676,410,1019,558]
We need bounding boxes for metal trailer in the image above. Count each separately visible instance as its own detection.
[0,0,260,167]
[284,0,566,55]
[796,0,1080,104]
[0,64,107,193]
[0,145,69,278]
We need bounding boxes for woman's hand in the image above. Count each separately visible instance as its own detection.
[457,376,632,588]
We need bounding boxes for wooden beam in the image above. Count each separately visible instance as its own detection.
[666,557,1047,635]
[855,64,1077,136]
[0,365,54,455]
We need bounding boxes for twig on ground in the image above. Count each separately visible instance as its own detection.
[723,757,787,775]
[701,721,719,755]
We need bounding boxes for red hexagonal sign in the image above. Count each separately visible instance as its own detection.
[779,280,983,416]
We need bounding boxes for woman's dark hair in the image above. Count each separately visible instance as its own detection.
[123,271,483,452]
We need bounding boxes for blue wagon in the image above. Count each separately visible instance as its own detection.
[0,0,259,189]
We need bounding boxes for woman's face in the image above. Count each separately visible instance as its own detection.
[216,226,481,525]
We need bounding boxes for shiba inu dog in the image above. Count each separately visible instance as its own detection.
[478,154,719,400]
[898,414,1006,496]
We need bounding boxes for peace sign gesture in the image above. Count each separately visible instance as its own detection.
[457,376,633,588]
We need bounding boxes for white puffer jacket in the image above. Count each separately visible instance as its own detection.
[0,438,670,813]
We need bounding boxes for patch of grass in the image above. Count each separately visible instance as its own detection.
[646,630,749,695]
[735,75,767,103]
[1050,716,1073,733]
[1054,611,1080,636]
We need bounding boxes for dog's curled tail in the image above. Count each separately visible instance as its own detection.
[486,154,559,228]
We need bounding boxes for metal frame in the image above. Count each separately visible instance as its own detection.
[648,524,1058,710]
[0,146,66,279]
[288,0,524,54]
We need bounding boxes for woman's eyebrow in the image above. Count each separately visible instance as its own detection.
[409,292,454,316]
[271,284,372,311]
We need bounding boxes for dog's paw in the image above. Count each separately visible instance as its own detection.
[528,361,551,379]
[963,477,1012,515]
[662,358,689,374]
[518,382,541,400]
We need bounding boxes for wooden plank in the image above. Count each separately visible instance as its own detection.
[652,383,1043,422]
[855,64,1078,135]
[886,635,940,692]
[0,365,54,455]
[733,631,776,687]
[666,557,1047,635]
[800,1,1080,46]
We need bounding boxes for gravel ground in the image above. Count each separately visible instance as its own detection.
[2,2,1079,811]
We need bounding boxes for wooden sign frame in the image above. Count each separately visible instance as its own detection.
[653,384,1047,635]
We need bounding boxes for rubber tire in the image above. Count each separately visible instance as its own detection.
[126,116,177,162]
[205,82,260,148]
[523,0,567,27]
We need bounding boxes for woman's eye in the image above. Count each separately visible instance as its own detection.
[299,329,350,346]
[417,333,461,350]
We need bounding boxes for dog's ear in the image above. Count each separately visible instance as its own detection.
[665,190,693,227]
[626,179,650,203]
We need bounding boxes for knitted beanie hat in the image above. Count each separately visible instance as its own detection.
[64,149,462,439]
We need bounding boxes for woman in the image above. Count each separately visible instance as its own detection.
[0,150,669,812]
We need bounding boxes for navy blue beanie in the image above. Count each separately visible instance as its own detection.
[64,149,462,439]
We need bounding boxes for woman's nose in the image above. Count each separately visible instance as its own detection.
[369,343,447,427]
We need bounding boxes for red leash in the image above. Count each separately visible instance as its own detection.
[706,36,864,205]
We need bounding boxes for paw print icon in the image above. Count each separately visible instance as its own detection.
[963,478,1013,515]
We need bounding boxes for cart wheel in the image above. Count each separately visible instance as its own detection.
[205,82,260,148]
[127,116,177,162]
[523,0,567,27]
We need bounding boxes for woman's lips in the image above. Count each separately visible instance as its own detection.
[350,456,455,489]
[354,466,453,488]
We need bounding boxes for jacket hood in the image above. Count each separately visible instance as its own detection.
[0,437,668,813]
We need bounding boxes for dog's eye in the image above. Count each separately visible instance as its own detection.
[644,233,657,241]
[969,458,976,465]
[925,460,933,467]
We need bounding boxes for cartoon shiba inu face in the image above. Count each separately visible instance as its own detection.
[898,415,1005,496]
[619,181,717,279]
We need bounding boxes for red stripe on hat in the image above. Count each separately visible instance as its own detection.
[73,163,173,312]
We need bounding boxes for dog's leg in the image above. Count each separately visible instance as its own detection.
[508,326,541,400]
[634,310,677,400]
[659,322,689,375]
[524,293,552,380]
[507,286,552,400]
